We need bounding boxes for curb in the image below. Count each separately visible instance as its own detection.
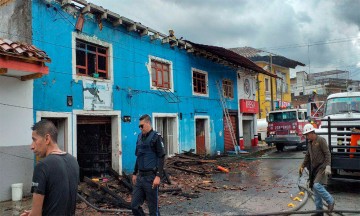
[244,146,276,158]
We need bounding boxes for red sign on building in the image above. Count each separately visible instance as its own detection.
[239,99,259,113]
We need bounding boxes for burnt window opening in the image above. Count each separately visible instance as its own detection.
[151,60,171,89]
[193,71,207,94]
[76,39,108,79]
[77,117,112,180]
[222,79,234,99]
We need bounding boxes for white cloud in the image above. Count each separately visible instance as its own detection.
[89,0,360,78]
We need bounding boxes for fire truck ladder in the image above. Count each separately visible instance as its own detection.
[216,81,239,154]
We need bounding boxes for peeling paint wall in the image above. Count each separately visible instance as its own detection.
[0,0,31,42]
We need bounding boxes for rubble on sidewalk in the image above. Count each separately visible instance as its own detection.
[76,150,261,215]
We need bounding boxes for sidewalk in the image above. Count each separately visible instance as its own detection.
[243,141,275,156]
[226,141,275,157]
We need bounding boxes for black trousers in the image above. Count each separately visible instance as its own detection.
[131,174,160,216]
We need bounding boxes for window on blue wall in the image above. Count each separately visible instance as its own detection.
[222,79,233,98]
[193,71,207,94]
[76,39,108,78]
[151,60,171,89]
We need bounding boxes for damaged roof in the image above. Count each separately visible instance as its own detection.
[188,42,276,77]
[0,38,51,62]
[230,46,305,69]
[55,0,275,77]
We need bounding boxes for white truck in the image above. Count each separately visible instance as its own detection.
[316,91,360,178]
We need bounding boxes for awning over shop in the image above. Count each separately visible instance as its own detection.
[0,38,51,81]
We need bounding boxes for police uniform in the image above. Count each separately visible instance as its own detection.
[131,129,165,216]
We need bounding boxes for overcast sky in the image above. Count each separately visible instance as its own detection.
[89,0,360,79]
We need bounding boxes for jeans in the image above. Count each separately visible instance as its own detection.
[313,183,334,210]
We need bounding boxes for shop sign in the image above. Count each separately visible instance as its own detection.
[240,99,259,113]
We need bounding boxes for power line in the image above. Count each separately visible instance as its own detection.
[259,36,360,51]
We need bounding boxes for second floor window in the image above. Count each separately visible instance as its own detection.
[222,79,233,98]
[151,60,171,89]
[193,71,207,94]
[76,39,108,79]
[265,78,270,92]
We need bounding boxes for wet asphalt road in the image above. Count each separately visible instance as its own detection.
[1,148,359,215]
[160,148,360,216]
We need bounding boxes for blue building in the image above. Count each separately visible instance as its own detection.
[0,0,275,200]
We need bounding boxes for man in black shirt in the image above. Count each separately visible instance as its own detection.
[131,114,166,216]
[21,120,79,216]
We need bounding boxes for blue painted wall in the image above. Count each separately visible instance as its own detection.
[32,0,239,173]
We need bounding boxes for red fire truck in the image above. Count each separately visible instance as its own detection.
[265,108,308,151]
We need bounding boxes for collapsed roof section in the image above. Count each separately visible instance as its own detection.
[57,0,276,77]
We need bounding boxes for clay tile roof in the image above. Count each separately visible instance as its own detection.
[230,47,262,58]
[187,42,276,77]
[230,46,305,69]
[0,38,51,62]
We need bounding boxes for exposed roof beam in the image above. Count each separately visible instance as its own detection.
[140,28,148,37]
[112,18,122,26]
[150,33,159,41]
[61,0,72,7]
[162,37,169,44]
[100,11,107,20]
[169,39,178,47]
[21,73,43,81]
[81,4,90,14]
[58,0,198,53]
[127,23,136,32]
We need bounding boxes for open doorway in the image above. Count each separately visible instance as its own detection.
[154,116,178,157]
[77,116,112,180]
[243,120,252,149]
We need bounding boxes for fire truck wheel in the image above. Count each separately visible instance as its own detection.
[276,143,284,152]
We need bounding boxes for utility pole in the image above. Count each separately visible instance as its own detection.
[257,74,261,118]
[269,54,274,111]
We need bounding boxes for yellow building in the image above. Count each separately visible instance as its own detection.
[230,47,305,118]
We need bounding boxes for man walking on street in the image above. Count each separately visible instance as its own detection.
[21,119,79,216]
[299,123,335,216]
[131,114,166,216]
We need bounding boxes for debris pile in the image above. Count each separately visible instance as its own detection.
[76,151,249,215]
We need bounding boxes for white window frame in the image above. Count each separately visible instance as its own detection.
[222,79,234,99]
[152,113,179,157]
[148,55,174,92]
[36,111,72,155]
[194,115,211,154]
[192,68,209,97]
[72,32,114,83]
[72,110,122,174]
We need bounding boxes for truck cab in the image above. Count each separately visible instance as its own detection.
[316,91,360,177]
[265,108,308,151]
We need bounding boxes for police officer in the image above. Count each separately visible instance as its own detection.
[131,114,166,216]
